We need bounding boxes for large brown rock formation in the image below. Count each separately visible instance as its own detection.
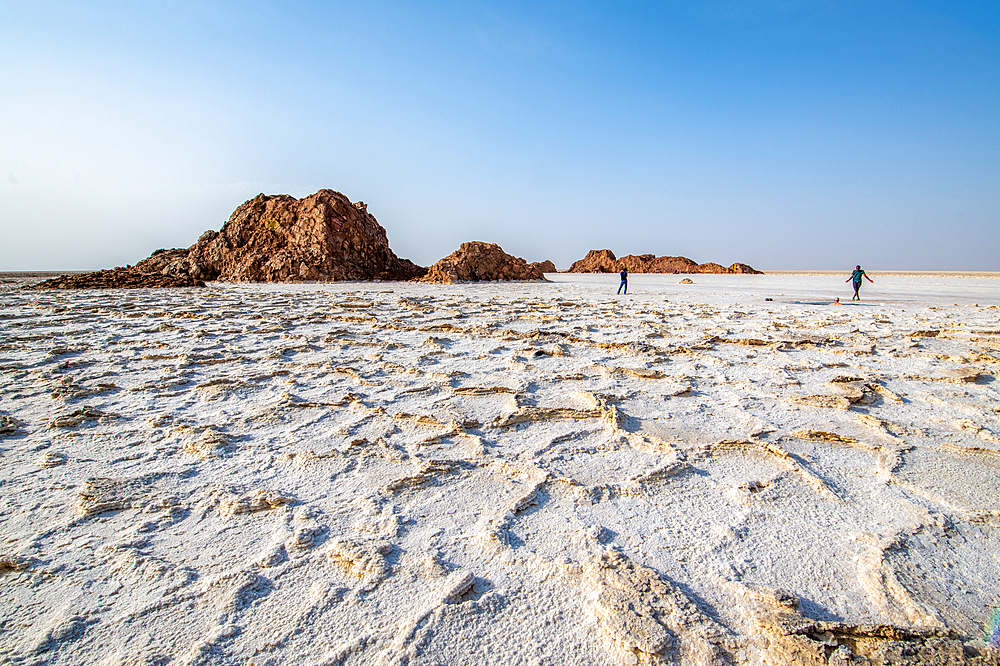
[33,190,426,289]
[568,249,761,275]
[147,190,425,282]
[420,242,548,284]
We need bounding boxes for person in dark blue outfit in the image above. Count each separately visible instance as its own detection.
[617,268,628,294]
[846,265,873,300]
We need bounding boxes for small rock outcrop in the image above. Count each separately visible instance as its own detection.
[420,242,548,284]
[34,190,425,289]
[568,249,761,275]
[530,260,557,274]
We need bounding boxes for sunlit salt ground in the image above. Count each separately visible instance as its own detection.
[1,273,999,665]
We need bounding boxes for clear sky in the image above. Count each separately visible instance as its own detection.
[2,1,999,271]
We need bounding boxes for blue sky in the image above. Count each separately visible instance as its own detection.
[2,1,998,270]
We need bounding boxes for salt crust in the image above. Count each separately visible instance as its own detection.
[1,273,999,665]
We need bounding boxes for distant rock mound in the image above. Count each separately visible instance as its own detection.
[568,249,761,275]
[33,268,204,290]
[623,254,700,274]
[693,262,726,274]
[420,242,548,284]
[569,249,619,273]
[35,189,426,289]
[530,260,557,274]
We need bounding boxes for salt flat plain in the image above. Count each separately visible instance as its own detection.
[1,273,999,665]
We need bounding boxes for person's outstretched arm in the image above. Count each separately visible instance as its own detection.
[865,274,874,283]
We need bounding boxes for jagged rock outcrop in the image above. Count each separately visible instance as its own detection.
[568,249,761,274]
[32,268,204,290]
[420,242,548,284]
[530,260,557,274]
[161,190,425,282]
[569,249,620,273]
[35,190,425,289]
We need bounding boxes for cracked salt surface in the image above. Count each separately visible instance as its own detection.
[1,273,999,665]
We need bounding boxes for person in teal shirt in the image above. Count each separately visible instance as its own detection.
[846,265,873,300]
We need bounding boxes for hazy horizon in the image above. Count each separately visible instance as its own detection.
[3,2,999,272]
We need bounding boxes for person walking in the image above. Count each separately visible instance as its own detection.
[846,265,873,300]
[617,268,628,295]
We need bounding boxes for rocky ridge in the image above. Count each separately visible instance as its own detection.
[32,268,204,290]
[569,249,761,274]
[30,192,761,290]
[420,242,548,284]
